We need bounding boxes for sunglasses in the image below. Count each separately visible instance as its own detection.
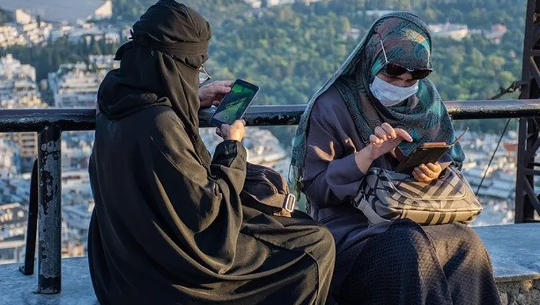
[378,35,432,80]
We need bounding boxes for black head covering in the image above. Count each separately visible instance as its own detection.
[97,0,212,168]
[88,2,335,304]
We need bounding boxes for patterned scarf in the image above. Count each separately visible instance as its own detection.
[290,12,465,193]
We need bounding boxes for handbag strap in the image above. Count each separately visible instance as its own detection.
[354,192,391,225]
[242,192,296,214]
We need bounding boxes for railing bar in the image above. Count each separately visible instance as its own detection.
[0,100,539,131]
[523,169,540,175]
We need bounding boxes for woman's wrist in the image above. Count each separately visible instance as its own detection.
[354,147,375,174]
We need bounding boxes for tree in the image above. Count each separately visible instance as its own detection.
[337,16,351,33]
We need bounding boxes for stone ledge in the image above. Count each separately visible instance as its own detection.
[0,257,98,305]
[497,279,540,305]
[0,224,538,304]
[473,224,540,283]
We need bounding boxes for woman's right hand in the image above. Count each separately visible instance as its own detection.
[354,123,412,174]
[365,123,413,161]
[216,120,246,142]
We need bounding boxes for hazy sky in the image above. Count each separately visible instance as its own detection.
[0,0,104,23]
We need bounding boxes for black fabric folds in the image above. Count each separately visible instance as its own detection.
[88,1,335,304]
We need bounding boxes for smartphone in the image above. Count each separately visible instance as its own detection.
[210,79,259,126]
[394,144,450,174]
[394,128,468,174]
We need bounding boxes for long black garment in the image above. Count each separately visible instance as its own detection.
[88,1,334,304]
[336,220,501,305]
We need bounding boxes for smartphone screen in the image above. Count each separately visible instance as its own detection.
[211,79,259,126]
[395,146,450,174]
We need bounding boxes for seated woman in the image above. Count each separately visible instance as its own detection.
[291,12,501,305]
[88,1,334,304]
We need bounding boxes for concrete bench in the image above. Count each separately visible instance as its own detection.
[474,224,540,305]
[0,224,539,305]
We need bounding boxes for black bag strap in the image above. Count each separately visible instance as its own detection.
[241,192,296,214]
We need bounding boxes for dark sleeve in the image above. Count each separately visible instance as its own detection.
[302,100,365,208]
[211,140,247,194]
[141,111,246,272]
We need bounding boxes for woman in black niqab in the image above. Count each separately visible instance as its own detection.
[88,1,335,304]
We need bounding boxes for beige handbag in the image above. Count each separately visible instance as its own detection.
[353,166,482,226]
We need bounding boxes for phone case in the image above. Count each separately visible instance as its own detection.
[210,79,259,126]
[394,144,450,174]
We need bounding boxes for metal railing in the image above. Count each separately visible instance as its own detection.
[3,99,540,294]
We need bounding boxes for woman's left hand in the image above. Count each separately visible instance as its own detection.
[199,80,233,108]
[412,162,442,183]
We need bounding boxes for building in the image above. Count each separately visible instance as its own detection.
[267,0,295,6]
[50,23,122,45]
[0,138,21,178]
[49,56,118,108]
[0,54,37,94]
[0,10,55,47]
[0,239,25,264]
[428,23,469,41]
[0,24,27,48]
[244,0,262,8]
[1,133,36,172]
[0,203,27,241]
[20,19,52,46]
[365,10,399,17]
[0,0,105,23]
[483,24,508,44]
[0,179,31,207]
[0,55,46,173]
[88,0,113,20]
[0,202,27,264]
[14,9,33,25]
[63,200,93,251]
[341,28,361,41]
[49,62,100,108]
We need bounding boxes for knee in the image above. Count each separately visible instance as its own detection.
[310,225,336,279]
[451,224,487,252]
[317,225,336,259]
[372,224,433,266]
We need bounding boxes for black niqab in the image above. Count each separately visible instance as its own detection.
[88,1,334,304]
[98,0,210,167]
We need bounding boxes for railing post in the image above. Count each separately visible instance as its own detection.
[19,159,38,275]
[515,0,540,222]
[37,126,62,294]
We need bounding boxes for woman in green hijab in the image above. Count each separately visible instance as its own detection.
[291,12,500,305]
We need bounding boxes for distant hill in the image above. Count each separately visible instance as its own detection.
[112,0,251,24]
[3,0,529,136]
[0,0,104,23]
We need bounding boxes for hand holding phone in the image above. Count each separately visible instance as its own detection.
[394,144,450,174]
[215,119,246,142]
[210,79,259,126]
[394,128,468,174]
[412,162,443,183]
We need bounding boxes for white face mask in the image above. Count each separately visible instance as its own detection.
[369,76,419,106]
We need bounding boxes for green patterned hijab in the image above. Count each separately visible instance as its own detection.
[290,12,465,193]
